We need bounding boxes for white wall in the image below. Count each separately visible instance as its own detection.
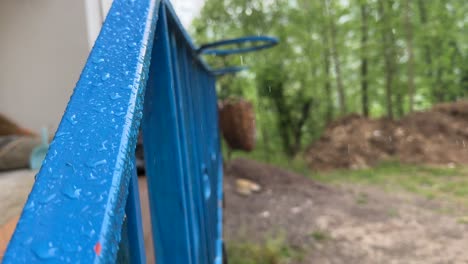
[0,0,203,133]
[0,0,89,132]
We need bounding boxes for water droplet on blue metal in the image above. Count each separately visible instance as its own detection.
[110,93,122,100]
[128,42,137,47]
[101,73,110,81]
[56,132,70,138]
[62,184,81,200]
[89,172,97,180]
[98,141,108,151]
[95,193,105,203]
[32,242,58,259]
[67,114,78,125]
[203,173,211,200]
[80,205,90,213]
[92,57,105,64]
[39,193,57,204]
[62,243,77,253]
[66,162,76,173]
[87,159,107,168]
[22,237,33,246]
[25,201,35,211]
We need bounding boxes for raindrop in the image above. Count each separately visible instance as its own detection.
[67,114,78,125]
[101,73,111,81]
[38,193,57,204]
[22,237,33,246]
[128,42,137,48]
[98,141,108,151]
[87,159,107,168]
[92,57,105,64]
[110,93,122,100]
[24,201,36,212]
[89,172,97,180]
[56,132,70,138]
[32,242,58,260]
[80,205,90,213]
[62,184,81,200]
[66,162,76,173]
[203,173,211,200]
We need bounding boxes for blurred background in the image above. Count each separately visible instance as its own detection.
[1,0,468,263]
[0,0,204,132]
[194,0,468,263]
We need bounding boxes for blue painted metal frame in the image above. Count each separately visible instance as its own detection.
[4,0,276,263]
[4,0,159,262]
[142,2,223,263]
[198,36,279,56]
[211,66,249,76]
[197,36,278,75]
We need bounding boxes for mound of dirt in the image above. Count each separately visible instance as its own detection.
[306,101,468,170]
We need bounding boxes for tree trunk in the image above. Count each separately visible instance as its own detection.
[322,25,334,123]
[378,0,394,119]
[385,1,403,117]
[405,0,415,112]
[417,0,435,101]
[325,0,347,115]
[360,1,369,117]
[292,99,313,155]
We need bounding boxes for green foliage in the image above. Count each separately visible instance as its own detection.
[193,0,468,157]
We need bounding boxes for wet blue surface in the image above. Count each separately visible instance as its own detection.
[4,0,277,262]
[3,0,160,262]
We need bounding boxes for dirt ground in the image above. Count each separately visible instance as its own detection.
[3,159,468,263]
[224,158,468,264]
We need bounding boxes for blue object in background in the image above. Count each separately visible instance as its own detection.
[29,127,49,170]
[4,0,277,263]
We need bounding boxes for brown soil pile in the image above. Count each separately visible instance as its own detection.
[306,101,468,170]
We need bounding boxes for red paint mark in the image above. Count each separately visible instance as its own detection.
[94,241,102,256]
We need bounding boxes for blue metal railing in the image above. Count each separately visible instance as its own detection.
[4,0,277,263]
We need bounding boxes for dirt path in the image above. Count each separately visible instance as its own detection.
[224,158,468,263]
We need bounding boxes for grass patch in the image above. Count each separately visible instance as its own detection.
[227,144,311,175]
[310,160,468,205]
[226,237,303,264]
[355,192,369,205]
[310,230,330,242]
[228,144,468,207]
